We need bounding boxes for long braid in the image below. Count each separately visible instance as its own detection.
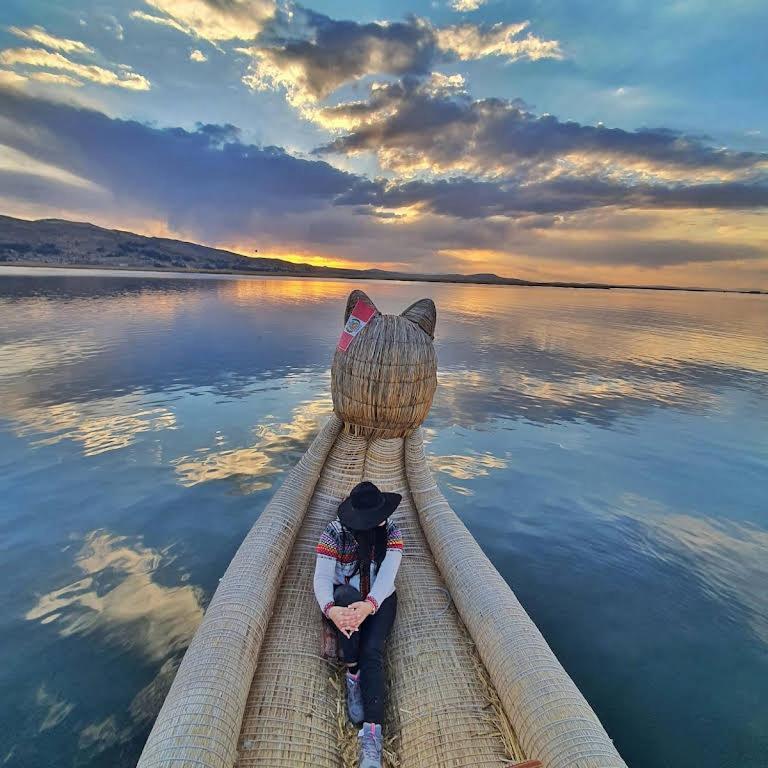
[345,522,388,598]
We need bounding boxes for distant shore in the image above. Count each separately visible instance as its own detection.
[1,261,765,296]
[2,215,765,295]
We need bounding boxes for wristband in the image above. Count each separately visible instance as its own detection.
[364,595,379,614]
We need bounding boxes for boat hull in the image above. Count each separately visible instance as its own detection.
[137,415,627,768]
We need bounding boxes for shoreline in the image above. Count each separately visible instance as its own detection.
[1,262,764,296]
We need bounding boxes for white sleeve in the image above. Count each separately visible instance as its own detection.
[313,555,337,616]
[366,549,403,612]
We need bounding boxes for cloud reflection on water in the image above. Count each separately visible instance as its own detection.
[428,449,509,495]
[35,685,74,734]
[7,394,177,456]
[172,395,332,492]
[2,275,765,437]
[615,495,768,647]
[25,530,204,661]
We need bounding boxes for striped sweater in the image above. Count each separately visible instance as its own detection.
[313,517,404,616]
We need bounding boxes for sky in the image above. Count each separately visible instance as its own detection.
[0,0,766,289]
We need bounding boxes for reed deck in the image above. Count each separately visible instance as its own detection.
[136,291,627,768]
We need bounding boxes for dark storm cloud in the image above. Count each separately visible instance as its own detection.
[317,79,768,176]
[0,86,375,235]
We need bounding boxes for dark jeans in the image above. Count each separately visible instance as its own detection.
[333,584,397,725]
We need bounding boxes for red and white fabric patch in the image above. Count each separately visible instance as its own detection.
[337,299,377,351]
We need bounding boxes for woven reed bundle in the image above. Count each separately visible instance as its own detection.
[404,429,628,768]
[364,437,524,767]
[237,429,368,767]
[331,290,437,439]
[136,415,342,768]
[139,288,627,768]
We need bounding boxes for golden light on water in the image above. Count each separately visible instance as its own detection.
[217,275,352,305]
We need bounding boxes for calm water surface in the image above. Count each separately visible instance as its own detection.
[0,268,766,768]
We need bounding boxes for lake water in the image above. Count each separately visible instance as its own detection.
[0,268,766,768]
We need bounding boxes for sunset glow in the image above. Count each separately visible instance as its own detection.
[0,2,765,289]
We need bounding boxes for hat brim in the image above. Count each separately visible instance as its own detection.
[338,491,402,531]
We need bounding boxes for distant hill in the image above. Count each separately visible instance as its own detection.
[0,216,527,284]
[0,214,535,285]
[0,214,554,288]
[0,215,328,275]
[1,215,763,294]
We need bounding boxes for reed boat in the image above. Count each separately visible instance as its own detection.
[137,290,627,768]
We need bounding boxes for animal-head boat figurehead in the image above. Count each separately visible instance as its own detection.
[331,289,437,438]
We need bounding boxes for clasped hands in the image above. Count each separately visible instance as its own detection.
[328,601,374,639]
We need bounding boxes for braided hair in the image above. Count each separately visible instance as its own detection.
[340,520,388,597]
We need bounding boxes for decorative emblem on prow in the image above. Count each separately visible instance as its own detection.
[331,289,438,438]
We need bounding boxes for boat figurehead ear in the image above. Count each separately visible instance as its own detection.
[400,298,437,339]
[344,289,378,324]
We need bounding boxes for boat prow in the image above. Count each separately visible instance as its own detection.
[137,291,627,768]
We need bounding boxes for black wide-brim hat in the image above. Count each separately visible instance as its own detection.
[338,480,402,531]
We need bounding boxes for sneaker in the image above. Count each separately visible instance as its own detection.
[345,671,365,725]
[358,722,382,768]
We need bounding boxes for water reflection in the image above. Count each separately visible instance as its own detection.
[172,395,331,493]
[0,270,766,768]
[434,365,723,428]
[429,451,509,496]
[218,274,352,307]
[2,273,765,431]
[77,658,182,761]
[35,685,74,733]
[614,495,768,646]
[7,394,176,456]
[26,530,204,661]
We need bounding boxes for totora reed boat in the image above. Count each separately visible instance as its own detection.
[137,289,628,768]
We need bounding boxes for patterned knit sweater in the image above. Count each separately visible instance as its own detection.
[313,517,404,616]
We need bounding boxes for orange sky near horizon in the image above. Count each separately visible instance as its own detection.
[3,198,767,291]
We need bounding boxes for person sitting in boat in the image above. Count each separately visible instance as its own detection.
[313,480,404,768]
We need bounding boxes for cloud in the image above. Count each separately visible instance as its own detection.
[0,48,150,90]
[0,88,765,284]
[26,71,85,87]
[129,10,190,34]
[435,21,563,62]
[189,48,208,62]
[0,87,371,236]
[0,68,28,86]
[349,175,768,220]
[8,25,94,55]
[450,0,486,10]
[101,15,125,41]
[317,78,768,183]
[239,12,437,107]
[139,0,277,41]
[239,12,560,107]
